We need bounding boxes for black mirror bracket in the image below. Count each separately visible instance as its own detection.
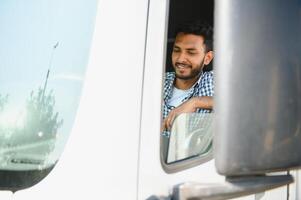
[171,174,293,200]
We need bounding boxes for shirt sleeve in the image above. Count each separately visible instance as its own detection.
[199,71,214,96]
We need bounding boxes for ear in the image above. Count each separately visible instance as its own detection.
[204,51,214,65]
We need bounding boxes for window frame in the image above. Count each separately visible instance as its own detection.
[159,0,215,174]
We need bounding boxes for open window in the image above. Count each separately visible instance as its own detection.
[160,0,215,173]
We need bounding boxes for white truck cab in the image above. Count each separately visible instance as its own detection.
[0,0,300,199]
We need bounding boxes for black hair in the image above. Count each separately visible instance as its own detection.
[175,20,213,52]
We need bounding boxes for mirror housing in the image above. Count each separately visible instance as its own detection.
[214,0,301,176]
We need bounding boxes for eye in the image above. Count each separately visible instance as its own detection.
[187,51,197,55]
[173,48,180,53]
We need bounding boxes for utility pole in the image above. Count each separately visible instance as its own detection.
[42,42,59,100]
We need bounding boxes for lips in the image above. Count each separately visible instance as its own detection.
[175,63,191,70]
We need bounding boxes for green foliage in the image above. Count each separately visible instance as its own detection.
[21,88,64,141]
[0,88,63,146]
[0,89,63,167]
[0,94,8,112]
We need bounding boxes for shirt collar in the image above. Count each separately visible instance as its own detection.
[164,71,204,103]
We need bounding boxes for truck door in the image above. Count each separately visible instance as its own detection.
[139,0,301,199]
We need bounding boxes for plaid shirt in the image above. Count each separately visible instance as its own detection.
[163,71,214,119]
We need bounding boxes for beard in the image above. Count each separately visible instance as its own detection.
[174,59,204,80]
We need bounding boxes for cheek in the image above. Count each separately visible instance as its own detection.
[171,54,177,64]
[191,58,203,67]
[197,55,206,66]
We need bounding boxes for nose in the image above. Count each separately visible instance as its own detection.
[176,52,186,63]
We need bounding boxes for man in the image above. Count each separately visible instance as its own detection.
[162,20,214,132]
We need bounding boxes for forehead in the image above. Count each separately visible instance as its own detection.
[174,33,205,49]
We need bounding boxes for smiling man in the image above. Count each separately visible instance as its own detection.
[162,20,214,131]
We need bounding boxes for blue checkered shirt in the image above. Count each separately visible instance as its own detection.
[163,71,214,119]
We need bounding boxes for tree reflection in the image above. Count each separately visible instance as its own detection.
[0,94,8,112]
[0,88,63,166]
[22,88,63,141]
[15,87,64,144]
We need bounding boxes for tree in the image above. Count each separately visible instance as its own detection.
[18,87,64,144]
[0,88,63,168]
[0,94,8,112]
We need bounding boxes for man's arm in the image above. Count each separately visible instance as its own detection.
[162,96,213,131]
[192,96,213,110]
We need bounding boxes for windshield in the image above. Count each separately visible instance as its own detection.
[0,0,97,172]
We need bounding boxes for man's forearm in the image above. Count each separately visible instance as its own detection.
[194,96,213,110]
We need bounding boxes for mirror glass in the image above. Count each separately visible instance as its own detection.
[167,113,213,163]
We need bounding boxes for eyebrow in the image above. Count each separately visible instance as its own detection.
[186,48,197,51]
[173,45,197,51]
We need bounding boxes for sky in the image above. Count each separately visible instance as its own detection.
[0,0,98,164]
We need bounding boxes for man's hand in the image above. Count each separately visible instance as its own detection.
[162,96,213,131]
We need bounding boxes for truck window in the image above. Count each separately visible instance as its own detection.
[161,0,214,173]
[0,0,97,191]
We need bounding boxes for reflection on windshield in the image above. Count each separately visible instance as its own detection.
[0,88,63,170]
[0,0,98,191]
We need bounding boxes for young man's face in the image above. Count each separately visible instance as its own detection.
[172,33,213,80]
